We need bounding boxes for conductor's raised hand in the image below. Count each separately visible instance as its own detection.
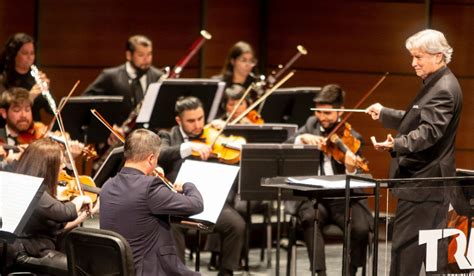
[370,134,394,152]
[366,103,384,120]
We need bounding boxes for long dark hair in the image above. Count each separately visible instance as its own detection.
[15,138,63,197]
[0,33,34,86]
[220,41,257,85]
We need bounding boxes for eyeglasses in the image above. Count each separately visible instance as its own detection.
[236,57,257,66]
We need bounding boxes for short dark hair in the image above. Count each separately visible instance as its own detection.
[175,96,203,116]
[124,129,161,162]
[0,87,32,109]
[126,35,152,53]
[313,84,345,108]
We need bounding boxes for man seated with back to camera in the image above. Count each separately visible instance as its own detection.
[285,84,372,276]
[100,129,203,275]
[158,96,245,276]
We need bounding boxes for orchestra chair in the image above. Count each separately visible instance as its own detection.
[65,227,135,276]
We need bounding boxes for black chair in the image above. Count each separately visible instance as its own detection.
[65,227,135,276]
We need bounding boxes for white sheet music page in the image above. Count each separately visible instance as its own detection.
[136,82,163,123]
[286,177,375,189]
[0,171,44,234]
[175,160,239,223]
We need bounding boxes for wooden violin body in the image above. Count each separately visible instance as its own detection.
[191,125,246,164]
[57,170,100,203]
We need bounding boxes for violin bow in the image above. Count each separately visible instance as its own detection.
[55,107,85,198]
[326,72,389,139]
[90,109,177,192]
[42,80,81,137]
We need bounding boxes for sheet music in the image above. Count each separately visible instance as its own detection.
[136,82,163,123]
[0,172,44,234]
[175,160,239,223]
[286,177,375,189]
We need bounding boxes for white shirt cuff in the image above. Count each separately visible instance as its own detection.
[180,142,193,159]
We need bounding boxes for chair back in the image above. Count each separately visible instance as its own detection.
[65,227,135,276]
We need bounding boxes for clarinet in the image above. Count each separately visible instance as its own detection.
[30,65,57,113]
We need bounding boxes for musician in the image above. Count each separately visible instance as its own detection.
[0,32,55,123]
[214,41,261,116]
[100,129,203,275]
[286,84,372,276]
[211,84,254,129]
[6,138,96,274]
[366,29,463,275]
[0,87,82,162]
[82,35,163,123]
[158,96,245,276]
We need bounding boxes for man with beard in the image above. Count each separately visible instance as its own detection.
[158,96,245,276]
[0,87,35,145]
[82,34,163,124]
[285,84,372,276]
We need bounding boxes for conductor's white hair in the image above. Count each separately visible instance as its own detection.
[405,29,453,64]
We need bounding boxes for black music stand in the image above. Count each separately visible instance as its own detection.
[136,79,225,129]
[1,172,46,275]
[223,123,297,143]
[259,87,321,127]
[55,96,125,144]
[262,175,375,276]
[93,146,124,188]
[239,144,319,201]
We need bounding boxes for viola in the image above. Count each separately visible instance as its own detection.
[57,170,100,203]
[320,122,370,173]
[191,125,246,164]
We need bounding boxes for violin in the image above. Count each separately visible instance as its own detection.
[320,122,370,173]
[57,170,100,203]
[242,110,264,125]
[191,125,246,164]
[15,122,98,160]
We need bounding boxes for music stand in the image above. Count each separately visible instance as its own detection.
[259,87,320,127]
[55,96,125,144]
[223,123,297,143]
[239,144,319,201]
[136,78,225,129]
[93,146,124,188]
[1,172,45,275]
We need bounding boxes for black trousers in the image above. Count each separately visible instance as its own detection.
[173,203,245,271]
[299,199,372,272]
[390,199,448,276]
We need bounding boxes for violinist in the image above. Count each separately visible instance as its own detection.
[4,138,96,274]
[211,84,263,129]
[285,84,372,276]
[0,87,83,158]
[158,96,245,276]
[100,129,203,275]
[0,33,55,123]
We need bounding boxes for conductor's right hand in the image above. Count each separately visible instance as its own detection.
[190,142,212,160]
[365,103,384,120]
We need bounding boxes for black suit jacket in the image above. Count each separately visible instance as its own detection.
[82,64,162,122]
[286,116,364,175]
[100,167,203,276]
[157,126,187,183]
[380,66,463,202]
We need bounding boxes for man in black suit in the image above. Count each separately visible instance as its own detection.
[366,29,463,275]
[100,128,203,276]
[158,96,245,276]
[82,35,163,124]
[286,84,372,276]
